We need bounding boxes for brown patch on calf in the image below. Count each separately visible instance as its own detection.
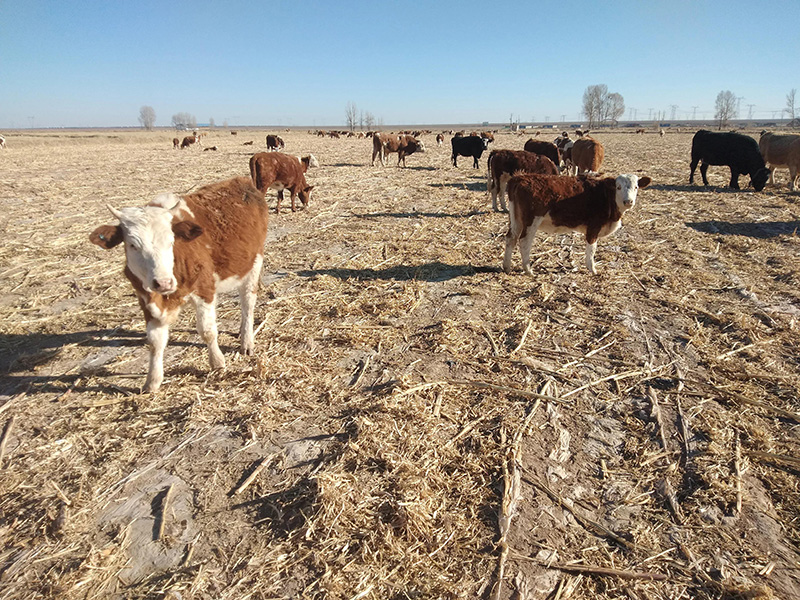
[523,139,561,167]
[571,138,604,173]
[89,225,124,249]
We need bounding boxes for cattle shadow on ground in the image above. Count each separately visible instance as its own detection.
[402,165,438,172]
[685,220,800,239]
[331,162,363,167]
[431,181,486,192]
[649,183,751,194]
[297,261,500,283]
[350,209,489,219]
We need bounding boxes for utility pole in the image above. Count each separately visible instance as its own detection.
[747,104,755,120]
[691,106,699,120]
[670,105,678,121]
[648,108,653,121]
[560,115,566,123]
[737,96,744,117]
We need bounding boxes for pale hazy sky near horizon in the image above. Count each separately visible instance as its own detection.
[1,0,798,129]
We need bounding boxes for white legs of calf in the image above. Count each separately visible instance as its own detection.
[144,320,169,393]
[192,295,225,370]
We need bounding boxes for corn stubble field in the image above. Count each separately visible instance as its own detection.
[1,128,800,599]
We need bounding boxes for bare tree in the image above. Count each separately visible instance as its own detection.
[209,117,215,128]
[138,106,156,130]
[345,102,358,132]
[363,111,376,130]
[582,84,606,127]
[582,85,625,126]
[171,112,197,129]
[786,89,797,122]
[714,90,737,129]
[605,92,625,123]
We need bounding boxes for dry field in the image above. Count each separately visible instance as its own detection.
[1,127,800,599]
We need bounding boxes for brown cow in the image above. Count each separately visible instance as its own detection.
[436,133,445,146]
[503,173,650,275]
[571,137,604,174]
[523,139,561,167]
[249,152,314,213]
[759,131,800,189]
[487,149,559,212]
[180,133,200,149]
[172,138,180,149]
[371,133,426,167]
[89,177,269,392]
[266,134,285,151]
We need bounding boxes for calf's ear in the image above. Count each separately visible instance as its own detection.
[172,221,203,241]
[638,176,651,188]
[90,225,123,249]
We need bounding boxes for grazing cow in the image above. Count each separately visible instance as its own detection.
[523,139,561,168]
[329,131,340,138]
[503,173,651,275]
[243,141,254,146]
[759,131,800,190]
[0,135,5,149]
[266,134,285,151]
[436,133,445,146]
[689,130,769,191]
[172,138,180,149]
[180,133,200,149]
[249,152,314,213]
[481,131,495,143]
[659,129,665,137]
[571,137,604,174]
[230,131,238,135]
[371,133,426,167]
[575,129,589,138]
[487,149,559,212]
[451,135,489,168]
[89,177,269,392]
[636,128,646,135]
[203,146,218,151]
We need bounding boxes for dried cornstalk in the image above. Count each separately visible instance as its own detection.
[0,415,15,466]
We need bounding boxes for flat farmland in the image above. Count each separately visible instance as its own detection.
[1,128,800,599]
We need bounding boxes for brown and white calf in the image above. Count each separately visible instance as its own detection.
[249,152,314,213]
[180,133,201,149]
[89,177,269,392]
[0,135,5,149]
[570,137,604,174]
[759,131,800,190]
[371,133,426,167]
[503,173,650,275]
[172,137,180,149]
[487,149,559,212]
[436,133,445,146]
[266,134,285,151]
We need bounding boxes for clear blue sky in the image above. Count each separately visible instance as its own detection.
[1,0,798,128]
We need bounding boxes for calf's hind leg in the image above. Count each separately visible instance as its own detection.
[191,296,225,370]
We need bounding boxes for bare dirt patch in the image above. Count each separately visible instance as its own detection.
[1,128,800,599]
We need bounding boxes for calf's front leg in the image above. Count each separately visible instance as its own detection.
[144,320,169,392]
[585,241,598,275]
[192,296,225,370]
[239,254,263,355]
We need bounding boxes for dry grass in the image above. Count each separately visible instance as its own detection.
[1,127,800,599]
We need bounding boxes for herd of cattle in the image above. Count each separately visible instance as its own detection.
[81,127,800,391]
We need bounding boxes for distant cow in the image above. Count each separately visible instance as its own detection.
[451,135,488,168]
[266,135,285,151]
[523,139,561,168]
[436,133,445,146]
[759,131,800,190]
[0,135,5,149]
[503,173,650,275]
[488,149,559,212]
[181,133,200,149]
[372,133,426,167]
[230,131,238,135]
[689,130,769,191]
[89,177,269,392]
[296,154,319,171]
[172,138,180,149]
[243,141,254,146]
[249,152,314,213]
[203,146,218,151]
[571,137,604,174]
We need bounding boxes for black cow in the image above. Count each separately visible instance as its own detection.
[689,130,769,191]
[451,135,489,168]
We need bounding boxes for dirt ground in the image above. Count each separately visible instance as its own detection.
[1,127,800,599]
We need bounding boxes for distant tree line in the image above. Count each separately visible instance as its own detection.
[345,102,379,131]
[171,112,197,129]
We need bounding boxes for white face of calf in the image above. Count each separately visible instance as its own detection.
[614,174,651,212]
[90,200,203,296]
